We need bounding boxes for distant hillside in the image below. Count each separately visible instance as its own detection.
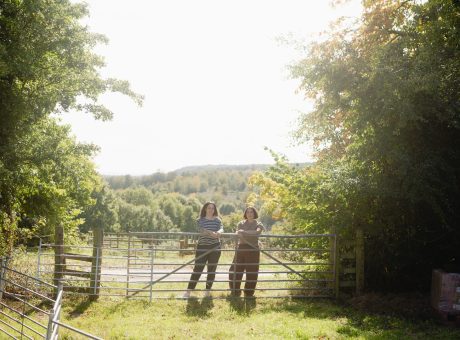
[103,163,314,195]
[104,163,313,190]
[172,163,271,174]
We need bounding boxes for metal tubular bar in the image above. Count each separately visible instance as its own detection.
[130,243,221,297]
[1,277,55,302]
[0,303,48,331]
[34,231,337,300]
[0,318,26,339]
[0,301,23,317]
[58,278,333,289]
[49,291,333,299]
[47,284,63,340]
[3,267,56,288]
[94,231,335,238]
[20,275,28,340]
[18,319,45,338]
[0,326,20,339]
[98,247,331,252]
[37,238,42,283]
[55,277,333,285]
[126,233,131,297]
[1,291,50,315]
[114,261,331,266]
[149,246,154,302]
[46,269,332,277]
[126,287,333,293]
[0,309,24,339]
[51,320,103,340]
[0,309,22,325]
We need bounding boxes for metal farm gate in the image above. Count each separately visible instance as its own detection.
[0,257,102,339]
[36,232,337,300]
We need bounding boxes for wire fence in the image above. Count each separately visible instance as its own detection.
[37,232,337,300]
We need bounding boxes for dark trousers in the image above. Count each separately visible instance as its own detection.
[228,244,260,297]
[187,243,221,290]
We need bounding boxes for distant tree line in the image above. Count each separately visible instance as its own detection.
[104,165,273,193]
[80,167,279,235]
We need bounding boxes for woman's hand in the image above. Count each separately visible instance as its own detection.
[210,231,221,239]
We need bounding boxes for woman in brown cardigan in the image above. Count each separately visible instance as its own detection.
[229,206,264,297]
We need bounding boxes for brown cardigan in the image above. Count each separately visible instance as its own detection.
[235,219,264,247]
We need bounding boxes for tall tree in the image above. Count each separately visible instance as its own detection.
[252,0,460,291]
[0,0,142,255]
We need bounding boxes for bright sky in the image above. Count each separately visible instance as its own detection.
[62,0,362,175]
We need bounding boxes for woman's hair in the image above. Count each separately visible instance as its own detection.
[200,201,219,218]
[243,206,259,219]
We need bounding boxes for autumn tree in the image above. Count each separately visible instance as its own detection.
[251,0,460,291]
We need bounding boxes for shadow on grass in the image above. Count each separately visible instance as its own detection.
[185,296,214,317]
[226,296,257,315]
[256,297,460,338]
[67,298,97,318]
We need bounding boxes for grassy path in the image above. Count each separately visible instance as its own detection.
[56,297,460,339]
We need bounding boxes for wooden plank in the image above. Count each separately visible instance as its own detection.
[342,267,356,274]
[64,286,92,294]
[339,281,356,287]
[341,240,355,247]
[63,253,93,262]
[63,269,91,278]
[341,252,355,259]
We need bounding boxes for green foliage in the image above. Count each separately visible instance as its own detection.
[221,212,242,232]
[252,0,460,291]
[79,184,119,233]
[102,165,287,233]
[102,166,287,234]
[219,202,237,215]
[108,190,203,233]
[0,0,142,254]
[117,200,156,232]
[0,117,101,248]
[118,186,155,206]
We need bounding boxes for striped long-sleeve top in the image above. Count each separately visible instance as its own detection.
[197,217,224,245]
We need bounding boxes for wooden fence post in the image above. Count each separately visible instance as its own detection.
[333,234,340,298]
[90,227,103,301]
[0,257,7,300]
[54,225,64,291]
[126,232,131,297]
[328,230,339,298]
[355,227,364,295]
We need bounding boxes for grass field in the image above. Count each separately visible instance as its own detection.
[2,245,459,339]
[51,296,459,339]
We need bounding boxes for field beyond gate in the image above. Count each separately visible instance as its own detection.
[37,232,337,300]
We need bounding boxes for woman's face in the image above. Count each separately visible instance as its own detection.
[206,204,215,216]
[246,208,255,219]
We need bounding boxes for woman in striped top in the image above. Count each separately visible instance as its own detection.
[183,201,223,298]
